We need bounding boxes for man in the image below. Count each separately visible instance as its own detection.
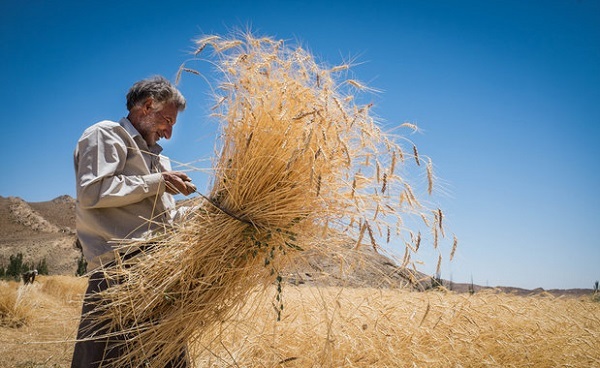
[72,76,194,368]
[22,269,38,284]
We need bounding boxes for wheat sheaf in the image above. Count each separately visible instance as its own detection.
[87,32,452,367]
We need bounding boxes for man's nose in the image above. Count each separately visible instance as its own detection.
[164,125,173,139]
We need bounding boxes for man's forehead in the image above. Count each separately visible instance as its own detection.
[161,102,179,114]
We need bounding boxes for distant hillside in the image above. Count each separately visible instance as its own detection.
[0,195,80,276]
[0,195,593,297]
[0,195,425,289]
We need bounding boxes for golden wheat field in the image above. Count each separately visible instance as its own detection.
[1,276,599,367]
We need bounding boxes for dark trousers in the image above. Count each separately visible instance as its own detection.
[71,271,188,368]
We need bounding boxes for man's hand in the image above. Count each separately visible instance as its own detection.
[162,171,196,196]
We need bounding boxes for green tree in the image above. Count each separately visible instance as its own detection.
[76,255,87,276]
[36,258,49,275]
[430,273,443,290]
[468,275,476,295]
[6,253,24,280]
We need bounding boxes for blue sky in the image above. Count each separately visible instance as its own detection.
[1,0,598,290]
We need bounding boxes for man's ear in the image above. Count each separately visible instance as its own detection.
[142,97,154,113]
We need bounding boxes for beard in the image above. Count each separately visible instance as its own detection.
[135,118,160,147]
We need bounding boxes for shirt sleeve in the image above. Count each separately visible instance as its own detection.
[75,125,165,209]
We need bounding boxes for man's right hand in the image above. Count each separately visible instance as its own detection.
[162,171,196,196]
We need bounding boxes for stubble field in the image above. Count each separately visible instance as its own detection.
[1,276,599,367]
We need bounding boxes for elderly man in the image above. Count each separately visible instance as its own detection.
[71,76,194,368]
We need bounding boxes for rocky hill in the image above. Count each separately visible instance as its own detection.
[0,195,80,276]
[0,195,427,289]
[0,195,593,297]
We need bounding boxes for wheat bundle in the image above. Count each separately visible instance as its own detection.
[88,33,448,366]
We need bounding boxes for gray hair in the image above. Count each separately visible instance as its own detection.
[126,75,186,111]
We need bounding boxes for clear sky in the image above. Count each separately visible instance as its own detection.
[1,0,598,290]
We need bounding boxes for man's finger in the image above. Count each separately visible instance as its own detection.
[164,180,179,194]
[185,182,197,193]
[175,171,192,181]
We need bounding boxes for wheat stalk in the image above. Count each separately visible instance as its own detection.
[85,32,450,367]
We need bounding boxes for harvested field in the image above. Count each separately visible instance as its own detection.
[1,276,598,367]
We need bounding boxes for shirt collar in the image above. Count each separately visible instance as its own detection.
[119,117,163,155]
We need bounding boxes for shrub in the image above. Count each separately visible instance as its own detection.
[76,255,87,276]
[5,253,24,281]
[426,273,444,290]
[36,258,49,275]
[468,275,476,295]
[1,254,49,281]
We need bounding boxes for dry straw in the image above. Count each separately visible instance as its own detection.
[193,286,600,367]
[2,278,599,367]
[88,32,451,366]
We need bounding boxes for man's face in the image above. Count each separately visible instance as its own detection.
[135,101,179,147]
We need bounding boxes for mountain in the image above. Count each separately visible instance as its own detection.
[0,195,425,289]
[0,195,81,276]
[0,195,592,297]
